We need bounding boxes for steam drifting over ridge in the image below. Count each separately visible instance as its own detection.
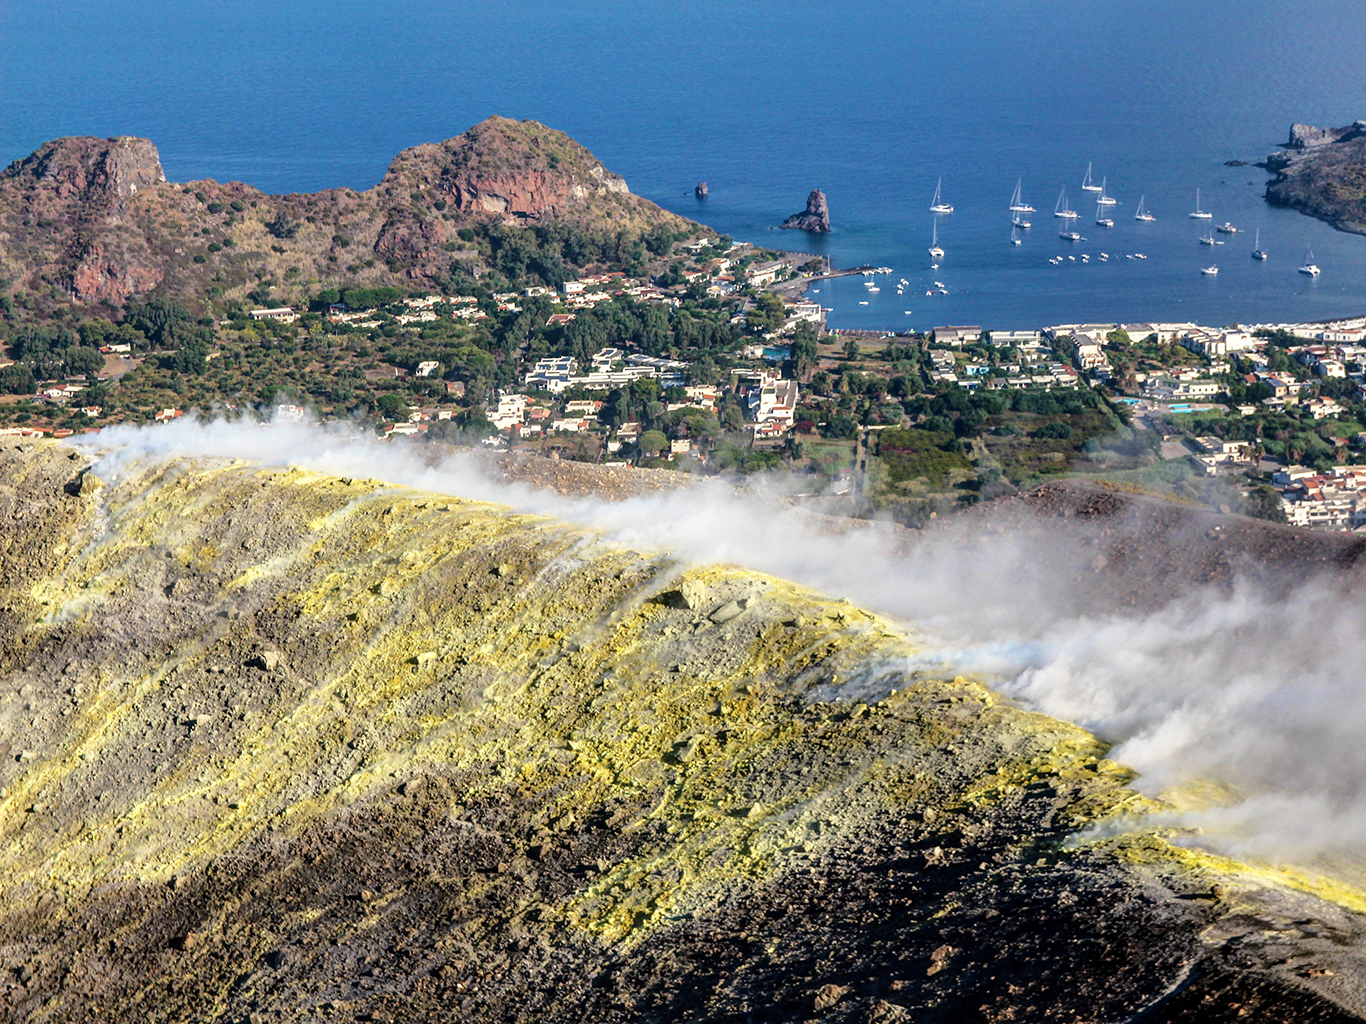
[75,416,1366,863]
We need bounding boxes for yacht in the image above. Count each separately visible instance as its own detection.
[929,220,944,260]
[1096,177,1117,206]
[1081,162,1102,193]
[1134,195,1156,222]
[1013,213,1032,229]
[1095,202,1114,228]
[1054,189,1078,219]
[1059,224,1081,241]
[1251,229,1268,260]
[1199,224,1216,245]
[1216,222,1238,234]
[1009,180,1036,213]
[1189,188,1213,219]
[930,177,954,215]
[1201,265,1219,276]
[1299,247,1321,276]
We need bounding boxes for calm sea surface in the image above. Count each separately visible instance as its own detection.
[3,0,1365,332]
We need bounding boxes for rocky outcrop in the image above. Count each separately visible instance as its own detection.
[695,181,708,197]
[780,188,830,232]
[1287,121,1366,150]
[3,135,166,202]
[70,241,163,304]
[2,439,1365,1023]
[0,117,697,313]
[1265,121,1366,234]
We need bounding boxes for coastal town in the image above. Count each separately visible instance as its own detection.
[4,231,1366,530]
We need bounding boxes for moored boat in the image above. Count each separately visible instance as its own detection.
[930,177,954,215]
[1190,188,1212,219]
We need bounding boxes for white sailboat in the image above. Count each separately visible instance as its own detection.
[1096,177,1117,206]
[1009,179,1035,213]
[1134,195,1156,222]
[1054,188,1078,219]
[1251,229,1267,260]
[1299,246,1321,276]
[1189,188,1212,219]
[929,219,944,261]
[1081,162,1102,193]
[1095,202,1113,228]
[930,177,954,215]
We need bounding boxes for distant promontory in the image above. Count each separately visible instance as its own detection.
[1264,120,1366,235]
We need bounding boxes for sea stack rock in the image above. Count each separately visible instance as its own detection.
[695,181,708,197]
[781,189,830,233]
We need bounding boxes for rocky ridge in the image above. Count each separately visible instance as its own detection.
[1264,120,1366,234]
[0,439,1364,1021]
[0,116,696,309]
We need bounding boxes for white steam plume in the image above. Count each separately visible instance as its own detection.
[71,417,1366,862]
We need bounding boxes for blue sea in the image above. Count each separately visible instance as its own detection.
[4,0,1365,332]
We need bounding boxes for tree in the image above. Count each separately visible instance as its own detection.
[824,415,858,439]
[376,393,409,421]
[126,298,194,348]
[1246,484,1288,524]
[0,363,34,394]
[790,322,818,379]
[843,338,860,362]
[639,430,669,456]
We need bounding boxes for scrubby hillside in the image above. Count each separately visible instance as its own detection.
[1,439,1364,1022]
[0,117,698,314]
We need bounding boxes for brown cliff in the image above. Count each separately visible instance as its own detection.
[0,116,698,312]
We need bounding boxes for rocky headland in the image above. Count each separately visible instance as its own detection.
[780,189,830,233]
[1264,121,1366,234]
[0,117,696,311]
[2,438,1366,1022]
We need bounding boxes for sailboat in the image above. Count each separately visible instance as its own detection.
[1299,246,1321,276]
[1134,195,1156,222]
[1199,223,1216,245]
[1251,230,1268,260]
[930,178,954,215]
[1095,202,1113,228]
[1081,162,1102,193]
[1189,188,1212,219]
[1009,179,1035,213]
[1054,189,1078,219]
[1096,177,1117,206]
[929,219,944,261]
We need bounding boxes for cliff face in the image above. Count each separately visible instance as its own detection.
[1,438,1364,1023]
[0,117,696,311]
[1265,120,1366,234]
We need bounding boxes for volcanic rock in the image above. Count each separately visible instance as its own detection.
[780,188,830,232]
[1265,120,1366,234]
[1,439,1365,1022]
[695,181,708,197]
[0,117,697,311]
